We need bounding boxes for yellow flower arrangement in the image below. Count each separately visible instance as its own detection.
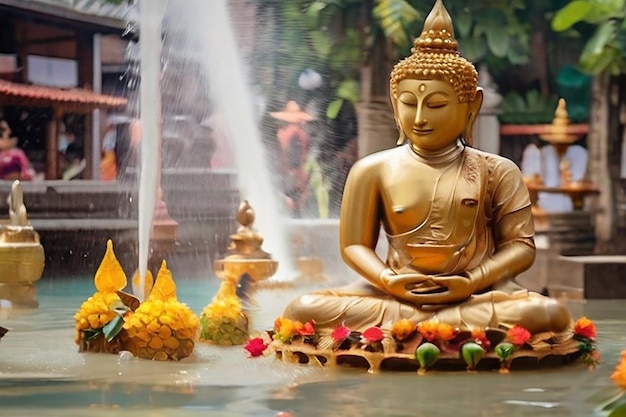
[74,240,128,352]
[200,280,250,345]
[124,260,200,361]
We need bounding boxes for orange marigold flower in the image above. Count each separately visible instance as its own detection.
[436,323,456,341]
[274,317,300,342]
[417,321,439,342]
[574,316,596,340]
[507,325,531,346]
[273,317,284,332]
[612,351,626,390]
[471,328,491,349]
[391,319,415,341]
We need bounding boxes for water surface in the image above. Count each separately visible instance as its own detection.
[0,278,623,416]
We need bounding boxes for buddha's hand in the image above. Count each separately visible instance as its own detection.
[408,274,477,305]
[379,268,442,302]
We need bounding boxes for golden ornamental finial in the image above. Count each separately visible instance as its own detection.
[415,0,457,52]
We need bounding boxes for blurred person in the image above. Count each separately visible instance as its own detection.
[269,101,314,218]
[62,142,86,180]
[0,119,36,181]
[100,121,118,180]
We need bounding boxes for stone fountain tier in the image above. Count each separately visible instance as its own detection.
[213,258,278,282]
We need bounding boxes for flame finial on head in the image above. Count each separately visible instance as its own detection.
[414,0,457,52]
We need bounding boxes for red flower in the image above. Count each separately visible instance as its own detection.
[244,337,269,357]
[361,326,384,344]
[574,317,596,340]
[331,324,351,342]
[298,320,316,336]
[506,325,531,346]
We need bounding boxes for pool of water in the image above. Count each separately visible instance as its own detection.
[0,277,624,416]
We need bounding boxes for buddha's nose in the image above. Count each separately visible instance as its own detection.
[415,118,428,127]
[414,105,427,127]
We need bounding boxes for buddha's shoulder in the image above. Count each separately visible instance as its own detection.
[466,147,521,172]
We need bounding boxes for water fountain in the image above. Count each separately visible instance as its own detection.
[0,1,625,416]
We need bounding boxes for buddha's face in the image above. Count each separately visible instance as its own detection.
[395,79,470,151]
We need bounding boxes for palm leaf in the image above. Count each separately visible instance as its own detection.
[372,0,420,47]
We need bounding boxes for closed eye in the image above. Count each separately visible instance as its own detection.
[399,93,417,106]
[427,101,448,108]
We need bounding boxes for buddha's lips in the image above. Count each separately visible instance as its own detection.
[413,128,433,135]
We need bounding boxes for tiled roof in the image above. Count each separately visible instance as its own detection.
[0,0,136,30]
[0,79,127,110]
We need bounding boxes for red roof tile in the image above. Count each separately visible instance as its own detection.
[0,79,127,109]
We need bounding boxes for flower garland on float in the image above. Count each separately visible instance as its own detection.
[244,315,599,374]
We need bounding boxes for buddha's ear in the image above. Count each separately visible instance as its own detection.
[463,88,484,147]
[389,90,405,145]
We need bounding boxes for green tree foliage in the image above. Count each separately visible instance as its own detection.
[552,0,626,75]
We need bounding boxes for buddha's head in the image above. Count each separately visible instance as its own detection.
[390,0,483,150]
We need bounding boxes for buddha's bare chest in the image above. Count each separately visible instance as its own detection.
[381,164,448,232]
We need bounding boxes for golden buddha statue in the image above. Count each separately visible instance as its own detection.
[283,0,571,335]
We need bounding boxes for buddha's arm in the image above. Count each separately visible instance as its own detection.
[339,159,388,292]
[463,207,535,292]
[463,160,536,292]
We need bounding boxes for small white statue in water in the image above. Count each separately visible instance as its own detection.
[8,180,29,227]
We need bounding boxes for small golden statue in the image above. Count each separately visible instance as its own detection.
[281,0,573,341]
[0,180,45,308]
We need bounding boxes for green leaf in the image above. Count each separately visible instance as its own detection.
[486,25,509,57]
[495,342,515,360]
[585,0,626,24]
[83,329,103,342]
[507,35,529,65]
[336,79,360,103]
[326,98,344,119]
[608,403,626,417]
[579,20,621,74]
[102,314,125,343]
[583,19,619,57]
[455,11,473,38]
[459,37,488,62]
[373,0,419,47]
[307,1,328,25]
[309,30,334,58]
[552,1,593,32]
